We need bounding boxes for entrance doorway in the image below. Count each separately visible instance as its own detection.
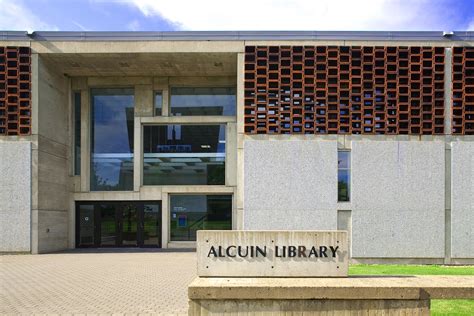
[76,201,161,248]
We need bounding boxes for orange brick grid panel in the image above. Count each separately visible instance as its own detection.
[0,46,31,136]
[452,47,474,135]
[244,46,445,135]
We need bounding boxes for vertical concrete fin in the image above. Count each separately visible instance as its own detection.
[444,48,453,135]
[444,143,452,264]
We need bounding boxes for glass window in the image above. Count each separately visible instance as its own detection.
[170,195,232,241]
[170,87,236,116]
[155,92,163,116]
[90,88,134,191]
[74,92,81,175]
[143,124,225,185]
[338,151,350,202]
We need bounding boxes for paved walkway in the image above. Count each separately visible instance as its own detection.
[0,250,197,315]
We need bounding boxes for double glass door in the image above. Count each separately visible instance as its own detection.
[76,201,161,248]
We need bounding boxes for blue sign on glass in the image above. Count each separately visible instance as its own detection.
[178,215,187,227]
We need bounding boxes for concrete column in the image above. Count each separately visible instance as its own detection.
[161,192,169,248]
[337,210,352,257]
[30,54,39,253]
[31,54,39,136]
[444,48,453,135]
[154,77,170,116]
[133,117,142,192]
[80,89,90,192]
[162,86,170,116]
[226,122,237,186]
[134,84,153,117]
[236,53,245,230]
[443,48,453,263]
[444,143,452,264]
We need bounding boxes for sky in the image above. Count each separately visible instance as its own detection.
[0,0,473,32]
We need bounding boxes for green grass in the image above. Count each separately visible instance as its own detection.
[349,264,474,315]
[349,264,474,276]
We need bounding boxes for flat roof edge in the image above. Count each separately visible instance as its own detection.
[1,31,473,42]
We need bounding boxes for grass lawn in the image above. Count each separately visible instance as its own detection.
[349,264,474,315]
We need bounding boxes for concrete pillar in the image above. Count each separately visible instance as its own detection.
[444,143,452,264]
[134,84,153,117]
[226,122,237,187]
[80,89,90,192]
[443,47,453,264]
[154,77,169,116]
[236,53,245,230]
[337,210,352,258]
[444,48,453,135]
[133,117,142,192]
[161,192,169,248]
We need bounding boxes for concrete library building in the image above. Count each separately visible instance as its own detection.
[0,31,472,264]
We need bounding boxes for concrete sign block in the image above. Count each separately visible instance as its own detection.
[197,230,348,277]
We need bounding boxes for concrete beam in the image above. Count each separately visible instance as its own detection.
[188,276,474,300]
[31,41,245,54]
[140,116,236,124]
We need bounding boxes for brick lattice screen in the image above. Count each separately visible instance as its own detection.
[0,46,31,136]
[452,47,474,135]
[244,46,445,135]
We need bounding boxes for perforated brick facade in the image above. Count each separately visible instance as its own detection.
[452,47,474,135]
[0,46,31,136]
[244,46,445,135]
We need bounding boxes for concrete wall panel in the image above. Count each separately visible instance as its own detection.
[37,210,68,253]
[32,57,70,253]
[352,141,445,258]
[38,59,69,145]
[244,140,338,230]
[451,142,474,258]
[0,142,31,252]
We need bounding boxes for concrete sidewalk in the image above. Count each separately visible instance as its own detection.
[0,250,197,315]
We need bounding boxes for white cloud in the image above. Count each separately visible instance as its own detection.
[127,20,140,31]
[127,0,462,31]
[72,21,89,31]
[467,20,474,31]
[0,0,57,32]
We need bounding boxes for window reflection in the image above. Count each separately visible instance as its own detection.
[90,88,134,191]
[143,125,226,185]
[338,151,351,202]
[170,87,236,116]
[170,195,232,241]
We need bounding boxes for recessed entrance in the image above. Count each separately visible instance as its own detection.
[76,201,161,248]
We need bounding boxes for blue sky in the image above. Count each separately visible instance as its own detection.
[0,0,473,32]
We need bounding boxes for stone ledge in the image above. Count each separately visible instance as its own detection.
[188,276,474,300]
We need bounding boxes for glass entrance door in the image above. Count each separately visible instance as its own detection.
[99,204,118,246]
[142,205,161,247]
[76,201,161,248]
[120,204,138,246]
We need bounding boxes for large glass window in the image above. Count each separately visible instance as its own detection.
[143,124,226,185]
[74,92,81,175]
[90,88,134,191]
[338,151,350,202]
[170,87,236,116]
[170,195,232,241]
